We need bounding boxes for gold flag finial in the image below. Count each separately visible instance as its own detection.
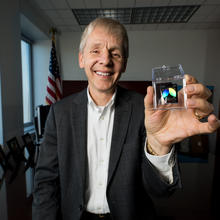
[49,27,57,41]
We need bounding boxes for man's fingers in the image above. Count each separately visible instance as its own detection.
[198,114,220,134]
[185,74,212,99]
[185,83,212,99]
[187,98,214,117]
[185,74,198,84]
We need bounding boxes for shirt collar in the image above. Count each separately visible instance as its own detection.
[87,87,117,110]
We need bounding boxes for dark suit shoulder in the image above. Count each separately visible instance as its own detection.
[51,89,87,112]
[117,86,145,106]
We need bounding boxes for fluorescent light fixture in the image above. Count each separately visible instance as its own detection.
[72,5,200,25]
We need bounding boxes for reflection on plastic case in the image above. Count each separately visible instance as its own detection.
[152,64,187,110]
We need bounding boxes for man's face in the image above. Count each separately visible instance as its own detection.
[79,26,126,97]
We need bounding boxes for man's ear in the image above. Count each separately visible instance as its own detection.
[121,58,127,73]
[78,52,84,69]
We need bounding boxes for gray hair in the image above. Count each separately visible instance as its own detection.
[79,17,129,58]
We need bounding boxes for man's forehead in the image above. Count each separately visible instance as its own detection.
[87,28,122,46]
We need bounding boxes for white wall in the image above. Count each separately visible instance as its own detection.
[58,32,86,80]
[57,30,207,82]
[33,40,51,107]
[127,30,207,81]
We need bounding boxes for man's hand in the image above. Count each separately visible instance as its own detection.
[144,74,220,155]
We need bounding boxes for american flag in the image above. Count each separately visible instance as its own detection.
[46,38,62,105]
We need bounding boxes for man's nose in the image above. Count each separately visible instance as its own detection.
[99,50,112,65]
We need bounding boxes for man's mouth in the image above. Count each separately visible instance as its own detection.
[95,71,112,76]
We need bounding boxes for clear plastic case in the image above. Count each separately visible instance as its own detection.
[152,64,187,110]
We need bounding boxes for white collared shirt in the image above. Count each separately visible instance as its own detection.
[85,88,174,214]
[86,89,116,213]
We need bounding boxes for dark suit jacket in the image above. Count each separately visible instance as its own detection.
[32,86,181,220]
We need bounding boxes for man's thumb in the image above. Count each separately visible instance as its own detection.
[144,86,154,111]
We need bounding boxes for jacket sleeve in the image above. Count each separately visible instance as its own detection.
[141,125,182,198]
[32,105,61,220]
[142,147,182,197]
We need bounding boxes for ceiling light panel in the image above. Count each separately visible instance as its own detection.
[72,5,200,25]
[73,8,132,25]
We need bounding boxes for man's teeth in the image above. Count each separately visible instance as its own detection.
[96,71,111,76]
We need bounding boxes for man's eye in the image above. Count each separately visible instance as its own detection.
[112,53,121,58]
[91,50,99,54]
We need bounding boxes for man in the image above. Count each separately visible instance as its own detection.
[32,18,220,220]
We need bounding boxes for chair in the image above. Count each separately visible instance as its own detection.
[22,133,36,171]
[0,144,13,172]
[6,137,27,166]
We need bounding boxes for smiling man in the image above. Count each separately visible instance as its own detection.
[32,18,220,220]
[78,21,127,106]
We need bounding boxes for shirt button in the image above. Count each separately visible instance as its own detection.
[79,205,84,211]
[100,138,104,141]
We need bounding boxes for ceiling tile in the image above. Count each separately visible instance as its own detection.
[169,23,185,30]
[209,22,220,28]
[196,5,216,15]
[183,0,203,4]
[57,10,74,18]
[58,25,81,32]
[206,13,220,22]
[27,0,220,32]
[177,23,187,29]
[32,0,53,10]
[49,0,69,9]
[168,0,187,6]
[49,18,66,26]
[44,10,59,20]
[191,0,206,4]
[58,26,73,32]
[84,0,101,8]
[151,0,170,6]
[203,0,220,5]
[213,5,220,15]
[197,0,207,3]
[189,14,207,22]
[195,23,214,29]
[144,24,159,30]
[101,0,118,8]
[195,22,207,28]
[61,18,78,25]
[129,24,145,31]
[117,0,136,8]
[183,23,199,30]
[169,0,195,6]
[135,0,153,7]
[67,0,86,8]
[157,23,172,30]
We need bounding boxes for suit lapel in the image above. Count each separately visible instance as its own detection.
[70,88,132,192]
[108,88,132,184]
[71,89,88,199]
